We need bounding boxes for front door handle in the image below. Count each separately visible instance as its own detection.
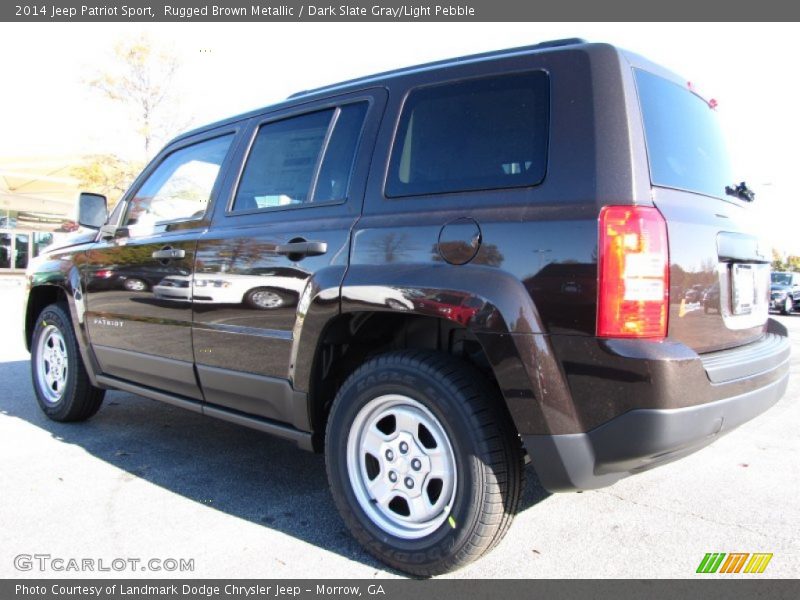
[152,248,186,260]
[275,241,327,257]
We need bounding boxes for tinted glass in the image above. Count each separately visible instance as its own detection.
[32,232,53,258]
[15,233,29,269]
[635,69,736,200]
[386,71,549,197]
[0,233,11,268]
[313,103,368,203]
[125,134,233,237]
[233,110,334,211]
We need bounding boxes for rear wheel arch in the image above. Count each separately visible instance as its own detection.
[303,311,519,451]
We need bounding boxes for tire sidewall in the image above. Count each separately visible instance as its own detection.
[326,359,486,568]
[30,305,81,420]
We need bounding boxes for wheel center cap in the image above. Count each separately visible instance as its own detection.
[382,433,431,499]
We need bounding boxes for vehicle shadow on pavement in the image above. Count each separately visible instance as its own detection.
[0,358,550,573]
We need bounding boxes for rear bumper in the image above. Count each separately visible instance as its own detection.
[525,319,791,492]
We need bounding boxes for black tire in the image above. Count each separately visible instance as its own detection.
[30,303,105,422]
[325,350,524,576]
[781,296,792,315]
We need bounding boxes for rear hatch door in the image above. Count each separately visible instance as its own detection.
[634,68,769,353]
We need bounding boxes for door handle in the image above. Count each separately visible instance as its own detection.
[275,241,327,257]
[152,248,186,260]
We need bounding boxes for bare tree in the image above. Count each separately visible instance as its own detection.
[87,34,188,156]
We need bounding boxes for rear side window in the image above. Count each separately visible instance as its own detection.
[635,69,735,200]
[232,103,367,212]
[386,71,549,198]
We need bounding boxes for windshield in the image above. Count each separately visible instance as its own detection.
[635,69,736,200]
[771,272,792,286]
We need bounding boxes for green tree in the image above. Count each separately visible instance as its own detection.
[771,248,787,272]
[786,255,800,272]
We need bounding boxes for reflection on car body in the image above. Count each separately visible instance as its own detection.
[153,272,304,309]
[86,264,188,292]
[341,286,415,311]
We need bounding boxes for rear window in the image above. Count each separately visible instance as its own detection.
[635,69,735,200]
[386,71,549,198]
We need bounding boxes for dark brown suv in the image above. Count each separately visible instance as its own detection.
[24,39,790,575]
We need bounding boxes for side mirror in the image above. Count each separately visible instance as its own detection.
[77,192,108,230]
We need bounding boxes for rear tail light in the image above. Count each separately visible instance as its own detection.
[597,205,669,339]
[95,270,114,279]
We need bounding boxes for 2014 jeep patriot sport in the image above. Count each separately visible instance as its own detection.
[25,39,790,575]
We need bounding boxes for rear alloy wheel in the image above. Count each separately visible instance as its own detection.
[346,393,457,540]
[244,288,285,310]
[326,350,524,576]
[30,303,105,421]
[124,278,147,292]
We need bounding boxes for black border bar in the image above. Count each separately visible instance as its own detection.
[4,0,800,22]
[5,580,800,600]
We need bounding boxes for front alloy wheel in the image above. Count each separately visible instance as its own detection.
[35,324,69,404]
[30,303,105,421]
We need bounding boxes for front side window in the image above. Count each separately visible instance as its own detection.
[232,103,367,212]
[124,134,233,237]
[386,71,549,198]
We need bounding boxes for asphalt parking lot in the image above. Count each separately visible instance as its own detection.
[1,278,798,579]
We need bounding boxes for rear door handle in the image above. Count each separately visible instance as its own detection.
[275,241,327,257]
[152,248,186,259]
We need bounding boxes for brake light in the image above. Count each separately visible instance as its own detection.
[597,206,669,339]
[95,270,114,279]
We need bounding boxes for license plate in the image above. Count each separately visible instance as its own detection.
[731,264,755,315]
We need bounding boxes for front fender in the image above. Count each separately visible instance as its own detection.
[25,250,103,388]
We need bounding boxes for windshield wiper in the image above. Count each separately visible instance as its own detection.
[725,181,755,202]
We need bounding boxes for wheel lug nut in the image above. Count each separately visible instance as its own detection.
[388,471,397,483]
[404,477,414,489]
[411,458,421,471]
[399,442,408,454]
[385,449,394,461]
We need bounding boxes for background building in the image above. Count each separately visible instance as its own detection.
[0,156,82,272]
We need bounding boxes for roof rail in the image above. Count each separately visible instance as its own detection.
[287,38,587,99]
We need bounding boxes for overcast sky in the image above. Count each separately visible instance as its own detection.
[1,22,798,252]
